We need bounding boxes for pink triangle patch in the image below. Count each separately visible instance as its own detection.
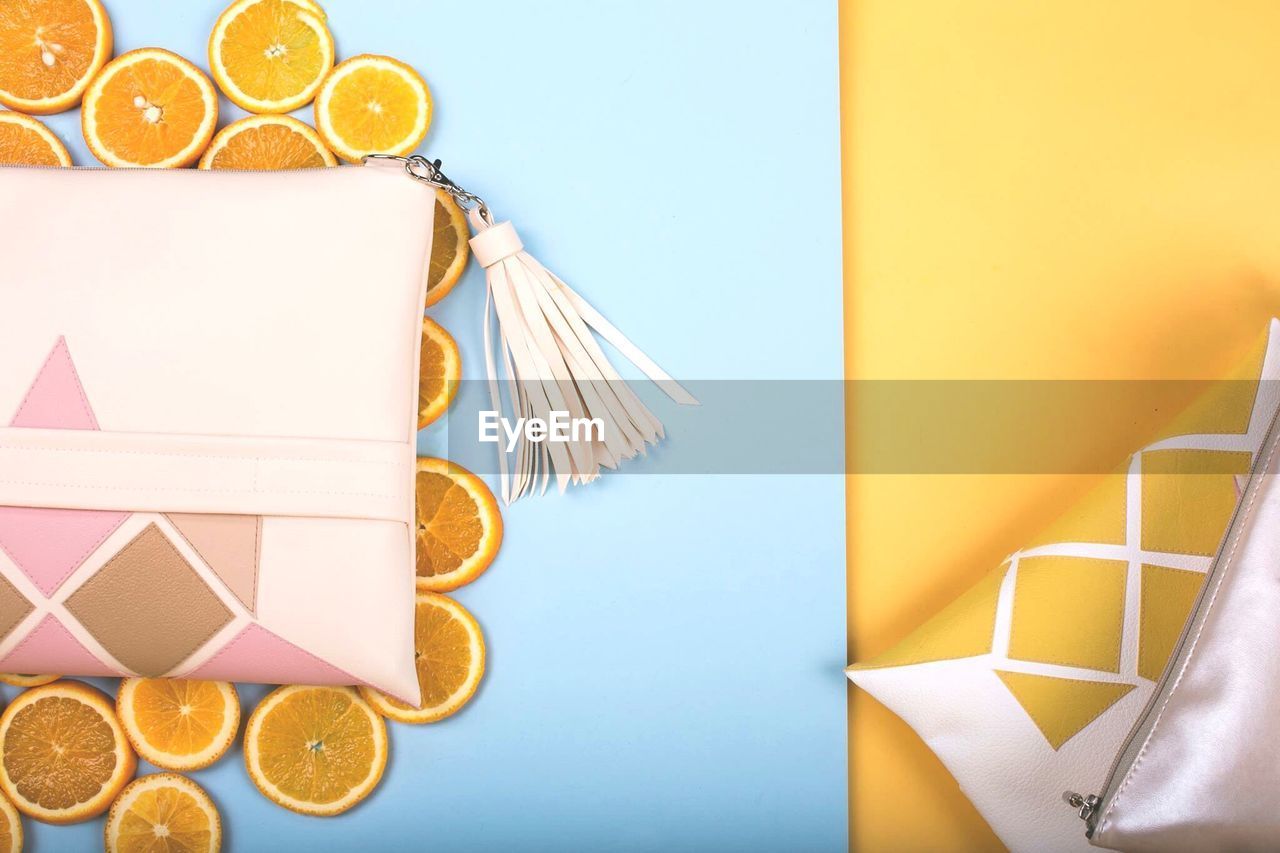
[0,507,128,598]
[0,614,126,677]
[185,623,356,686]
[0,339,129,597]
[11,338,100,430]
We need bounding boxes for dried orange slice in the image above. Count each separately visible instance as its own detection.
[415,458,502,592]
[426,190,471,306]
[0,674,58,688]
[0,111,70,166]
[360,591,485,724]
[314,54,432,163]
[244,685,386,816]
[0,680,136,824]
[209,0,334,114]
[82,48,218,168]
[419,317,461,429]
[105,773,220,853]
[0,0,112,114]
[199,114,336,170]
[116,679,240,772]
[0,790,20,853]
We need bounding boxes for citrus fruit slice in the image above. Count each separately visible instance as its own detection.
[313,54,432,163]
[82,48,219,168]
[415,458,503,592]
[0,680,136,824]
[199,114,336,170]
[0,674,58,688]
[360,591,485,724]
[418,317,461,429]
[209,0,334,114]
[0,0,112,115]
[105,773,220,853]
[426,190,471,306]
[0,111,70,166]
[116,679,240,772]
[244,685,386,816]
[291,0,325,18]
[0,791,21,853]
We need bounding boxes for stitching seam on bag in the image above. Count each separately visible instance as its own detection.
[252,516,261,612]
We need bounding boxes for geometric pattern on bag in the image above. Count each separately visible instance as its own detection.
[848,322,1280,852]
[0,338,352,684]
[851,331,1267,750]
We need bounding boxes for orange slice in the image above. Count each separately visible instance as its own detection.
[82,48,219,168]
[426,190,471,306]
[0,680,136,824]
[419,317,461,429]
[105,773,220,853]
[0,0,112,114]
[415,458,503,592]
[199,114,336,169]
[116,679,240,772]
[0,791,20,853]
[209,0,334,114]
[360,591,485,724]
[0,674,58,688]
[313,54,432,163]
[0,111,70,166]
[244,685,386,816]
[291,0,326,18]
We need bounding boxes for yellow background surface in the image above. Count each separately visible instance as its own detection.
[842,1,1280,849]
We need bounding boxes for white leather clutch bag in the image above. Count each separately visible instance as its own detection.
[0,160,431,705]
[1069,407,1280,851]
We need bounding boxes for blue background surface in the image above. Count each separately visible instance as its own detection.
[33,1,845,849]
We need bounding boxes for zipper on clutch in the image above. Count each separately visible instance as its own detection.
[1063,791,1101,824]
[1062,404,1280,839]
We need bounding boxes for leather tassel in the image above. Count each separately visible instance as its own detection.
[365,154,697,502]
[468,213,699,503]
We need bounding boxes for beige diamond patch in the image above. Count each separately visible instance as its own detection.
[0,573,32,643]
[65,524,232,676]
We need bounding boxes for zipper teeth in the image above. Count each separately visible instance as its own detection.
[1087,403,1280,834]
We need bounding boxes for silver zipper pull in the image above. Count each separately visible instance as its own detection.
[1063,791,1101,823]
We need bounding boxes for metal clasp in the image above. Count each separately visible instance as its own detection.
[1063,791,1101,823]
[363,153,492,225]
